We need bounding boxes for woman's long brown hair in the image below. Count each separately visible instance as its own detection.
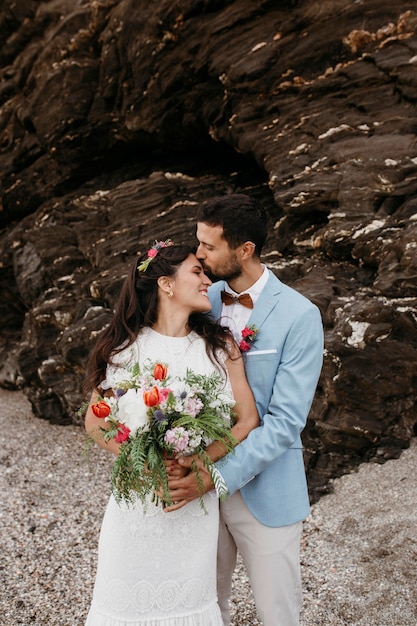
[84,244,233,393]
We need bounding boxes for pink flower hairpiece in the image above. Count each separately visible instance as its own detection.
[137,239,174,272]
[239,324,259,352]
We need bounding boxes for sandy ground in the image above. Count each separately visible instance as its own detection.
[1,388,416,625]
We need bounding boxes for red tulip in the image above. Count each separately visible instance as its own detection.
[91,400,111,418]
[153,362,168,381]
[143,386,161,407]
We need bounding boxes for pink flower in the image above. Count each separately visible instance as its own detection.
[159,387,171,402]
[239,324,259,352]
[241,327,255,338]
[137,239,174,272]
[115,424,131,443]
[239,339,251,352]
[184,396,204,417]
[164,427,189,453]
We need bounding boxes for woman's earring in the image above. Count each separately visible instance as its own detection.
[168,290,173,298]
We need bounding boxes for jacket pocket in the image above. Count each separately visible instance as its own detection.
[244,349,277,356]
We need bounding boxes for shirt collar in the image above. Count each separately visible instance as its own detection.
[226,265,268,306]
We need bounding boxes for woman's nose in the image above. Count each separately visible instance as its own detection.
[203,272,212,286]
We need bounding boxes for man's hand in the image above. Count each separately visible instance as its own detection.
[164,456,215,512]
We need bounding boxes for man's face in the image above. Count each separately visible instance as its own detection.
[196,222,242,281]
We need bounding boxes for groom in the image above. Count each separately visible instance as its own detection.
[168,194,324,626]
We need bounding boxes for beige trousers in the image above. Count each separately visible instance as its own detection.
[217,491,303,626]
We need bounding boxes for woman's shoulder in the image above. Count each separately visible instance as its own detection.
[111,332,142,361]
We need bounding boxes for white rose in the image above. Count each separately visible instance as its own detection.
[117,388,150,435]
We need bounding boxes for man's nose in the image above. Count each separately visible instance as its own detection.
[196,244,205,259]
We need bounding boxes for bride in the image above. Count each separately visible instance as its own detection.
[83,240,259,625]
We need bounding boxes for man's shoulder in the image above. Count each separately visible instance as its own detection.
[208,271,317,312]
[266,271,318,311]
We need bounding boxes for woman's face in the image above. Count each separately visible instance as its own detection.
[170,253,212,313]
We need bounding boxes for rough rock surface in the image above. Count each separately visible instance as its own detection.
[1,0,417,500]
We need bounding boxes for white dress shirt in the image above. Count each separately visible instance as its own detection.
[220,265,269,343]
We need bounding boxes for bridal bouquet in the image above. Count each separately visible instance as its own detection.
[89,361,236,508]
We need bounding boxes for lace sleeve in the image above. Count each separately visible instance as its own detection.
[214,348,234,402]
[100,344,138,390]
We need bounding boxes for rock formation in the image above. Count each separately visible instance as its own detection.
[1,0,416,501]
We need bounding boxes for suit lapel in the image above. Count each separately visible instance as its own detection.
[247,272,282,330]
[208,272,282,330]
[208,280,226,320]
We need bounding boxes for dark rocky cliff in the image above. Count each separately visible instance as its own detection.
[1,0,416,501]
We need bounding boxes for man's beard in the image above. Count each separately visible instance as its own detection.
[202,254,242,282]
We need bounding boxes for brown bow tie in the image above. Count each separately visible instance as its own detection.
[221,290,253,309]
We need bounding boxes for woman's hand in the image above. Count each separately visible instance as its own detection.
[164,456,215,512]
[164,457,189,479]
[157,457,190,507]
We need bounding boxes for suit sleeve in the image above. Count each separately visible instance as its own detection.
[215,303,323,496]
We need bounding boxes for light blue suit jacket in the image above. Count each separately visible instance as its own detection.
[211,271,324,527]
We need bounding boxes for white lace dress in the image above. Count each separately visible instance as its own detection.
[85,328,231,626]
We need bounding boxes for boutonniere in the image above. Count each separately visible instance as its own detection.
[239,325,259,352]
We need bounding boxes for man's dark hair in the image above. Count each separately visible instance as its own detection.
[197,194,268,257]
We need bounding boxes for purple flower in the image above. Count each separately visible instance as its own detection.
[153,409,166,424]
[115,388,127,398]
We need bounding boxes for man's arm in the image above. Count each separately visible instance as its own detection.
[217,304,323,495]
[165,339,259,510]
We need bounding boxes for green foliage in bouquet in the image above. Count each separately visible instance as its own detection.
[89,362,237,511]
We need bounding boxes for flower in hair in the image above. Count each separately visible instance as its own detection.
[137,239,174,272]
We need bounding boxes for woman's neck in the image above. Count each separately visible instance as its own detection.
[151,311,190,337]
